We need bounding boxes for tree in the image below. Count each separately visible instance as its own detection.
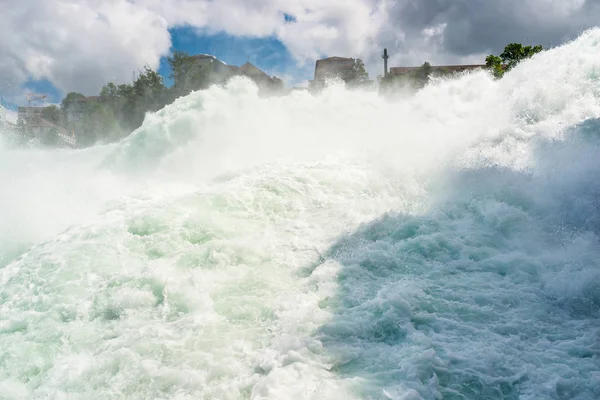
[486,43,543,78]
[129,65,167,129]
[41,105,62,125]
[100,82,119,101]
[167,50,192,87]
[379,61,433,94]
[414,62,432,87]
[97,67,168,134]
[77,103,120,146]
[56,65,172,147]
[342,58,371,87]
[182,63,213,92]
[60,92,86,111]
[485,55,505,79]
[39,105,63,146]
[167,51,214,96]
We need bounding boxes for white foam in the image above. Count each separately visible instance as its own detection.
[2,28,600,399]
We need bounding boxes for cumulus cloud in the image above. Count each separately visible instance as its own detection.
[1,0,599,97]
[0,0,170,96]
[368,0,600,71]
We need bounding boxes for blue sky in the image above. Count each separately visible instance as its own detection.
[160,26,314,86]
[4,0,598,123]
[2,27,314,113]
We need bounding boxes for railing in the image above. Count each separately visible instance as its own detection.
[57,131,77,147]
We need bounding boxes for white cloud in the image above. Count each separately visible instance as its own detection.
[1,0,599,98]
[0,0,170,96]
[136,0,388,64]
[0,0,387,96]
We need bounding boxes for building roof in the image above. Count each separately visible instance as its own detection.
[238,62,269,78]
[389,64,488,75]
[318,56,354,62]
[314,56,356,81]
[191,54,228,65]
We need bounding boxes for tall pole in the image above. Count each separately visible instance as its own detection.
[382,48,389,77]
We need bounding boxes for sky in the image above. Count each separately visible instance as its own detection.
[1,0,599,120]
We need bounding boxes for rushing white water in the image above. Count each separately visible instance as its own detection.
[1,29,600,400]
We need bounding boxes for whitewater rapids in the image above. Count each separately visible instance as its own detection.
[1,29,600,400]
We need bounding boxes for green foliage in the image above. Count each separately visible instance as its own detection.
[485,55,505,78]
[76,103,120,146]
[100,82,119,101]
[52,53,283,148]
[379,62,433,94]
[60,92,85,111]
[92,66,167,136]
[39,105,64,146]
[501,43,543,70]
[343,59,372,87]
[41,105,62,125]
[486,43,543,78]
[167,51,214,97]
[167,50,193,86]
[128,66,168,129]
[414,62,432,87]
[134,66,166,100]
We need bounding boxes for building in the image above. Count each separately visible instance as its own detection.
[311,56,355,86]
[313,56,355,81]
[190,55,283,92]
[389,64,487,76]
[64,96,101,123]
[237,62,283,91]
[17,106,45,123]
[16,105,77,147]
[190,54,238,78]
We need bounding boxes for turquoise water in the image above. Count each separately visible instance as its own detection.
[1,29,600,400]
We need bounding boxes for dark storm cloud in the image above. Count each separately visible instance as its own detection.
[387,0,600,56]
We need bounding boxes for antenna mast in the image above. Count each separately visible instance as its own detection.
[382,48,389,77]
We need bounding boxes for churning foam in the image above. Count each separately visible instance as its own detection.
[1,28,600,400]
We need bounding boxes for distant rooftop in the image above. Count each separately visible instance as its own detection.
[191,54,228,65]
[313,56,356,81]
[390,64,487,75]
[318,56,354,62]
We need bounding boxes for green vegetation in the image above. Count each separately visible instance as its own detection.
[13,52,284,148]
[10,41,544,148]
[343,59,371,88]
[378,42,543,96]
[41,105,62,125]
[486,43,543,78]
[62,66,172,146]
[167,50,216,97]
[379,62,451,94]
